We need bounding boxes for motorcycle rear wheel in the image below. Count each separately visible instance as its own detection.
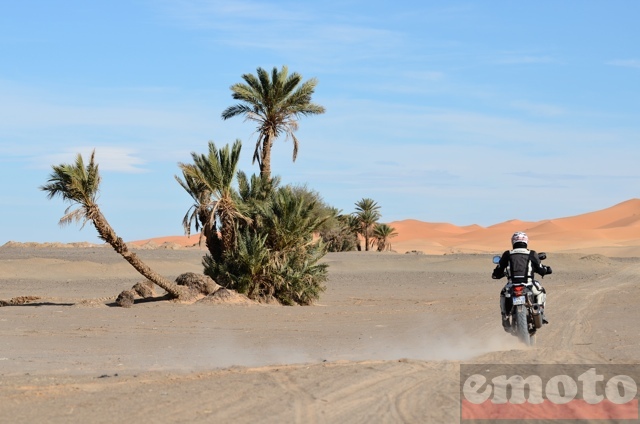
[515,305,531,345]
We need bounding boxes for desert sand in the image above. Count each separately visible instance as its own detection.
[1,200,640,423]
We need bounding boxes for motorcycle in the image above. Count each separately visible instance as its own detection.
[492,252,548,346]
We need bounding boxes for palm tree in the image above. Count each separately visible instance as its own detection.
[178,140,247,256]
[318,209,359,252]
[174,166,220,255]
[373,223,398,252]
[264,186,328,253]
[40,151,188,299]
[254,186,329,304]
[203,183,328,305]
[347,214,363,251]
[221,65,325,179]
[353,198,381,251]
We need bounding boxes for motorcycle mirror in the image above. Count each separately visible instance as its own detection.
[538,252,547,261]
[492,255,501,264]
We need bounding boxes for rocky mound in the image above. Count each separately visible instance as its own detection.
[196,288,256,305]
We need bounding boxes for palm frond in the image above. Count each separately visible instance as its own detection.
[222,65,325,177]
[40,150,101,224]
[222,103,255,120]
[59,207,88,227]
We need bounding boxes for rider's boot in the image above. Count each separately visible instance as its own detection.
[540,304,549,324]
[534,287,549,324]
[542,310,549,325]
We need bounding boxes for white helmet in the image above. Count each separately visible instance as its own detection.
[511,231,528,247]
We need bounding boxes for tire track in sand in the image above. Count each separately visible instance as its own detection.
[542,262,640,352]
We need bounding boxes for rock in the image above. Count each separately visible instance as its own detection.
[132,281,155,298]
[175,272,220,295]
[115,290,135,308]
[405,250,424,255]
[196,288,255,305]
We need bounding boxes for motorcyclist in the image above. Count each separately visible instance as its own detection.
[492,231,552,331]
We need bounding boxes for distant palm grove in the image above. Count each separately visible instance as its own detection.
[41,66,397,306]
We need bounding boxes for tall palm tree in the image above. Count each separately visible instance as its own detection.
[353,198,381,251]
[221,65,325,179]
[178,140,246,255]
[373,223,398,252]
[41,151,188,299]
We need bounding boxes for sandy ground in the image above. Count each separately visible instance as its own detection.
[1,245,639,423]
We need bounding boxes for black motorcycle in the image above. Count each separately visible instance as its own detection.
[492,252,548,345]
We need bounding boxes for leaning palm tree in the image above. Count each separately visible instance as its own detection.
[353,198,382,252]
[221,65,325,179]
[178,140,247,255]
[373,223,398,252]
[40,150,188,299]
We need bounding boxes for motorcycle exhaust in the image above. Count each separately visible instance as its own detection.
[531,304,543,329]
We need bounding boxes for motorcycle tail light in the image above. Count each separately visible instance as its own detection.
[513,286,525,296]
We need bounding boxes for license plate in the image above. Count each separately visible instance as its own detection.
[513,296,526,305]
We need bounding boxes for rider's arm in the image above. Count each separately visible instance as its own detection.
[530,250,551,276]
[492,251,510,279]
[499,251,510,269]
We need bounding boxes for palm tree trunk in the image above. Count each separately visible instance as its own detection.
[205,230,223,262]
[220,213,236,254]
[89,206,188,299]
[260,132,273,179]
[364,228,370,252]
[202,216,223,262]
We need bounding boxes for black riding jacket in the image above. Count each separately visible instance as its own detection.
[492,244,549,284]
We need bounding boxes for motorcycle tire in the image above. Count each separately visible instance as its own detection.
[515,305,531,345]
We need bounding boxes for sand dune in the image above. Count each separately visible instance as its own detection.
[388,198,640,255]
[124,198,640,256]
[128,235,203,249]
[526,219,566,234]
[554,198,640,230]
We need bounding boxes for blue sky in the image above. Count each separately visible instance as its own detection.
[1,1,639,244]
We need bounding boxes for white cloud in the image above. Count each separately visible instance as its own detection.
[156,0,310,29]
[0,79,224,167]
[35,147,147,173]
[510,100,566,117]
[0,97,202,130]
[606,59,640,69]
[154,0,404,66]
[495,54,554,65]
[0,79,210,130]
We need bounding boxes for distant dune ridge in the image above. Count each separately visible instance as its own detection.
[122,198,640,256]
[390,198,640,256]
